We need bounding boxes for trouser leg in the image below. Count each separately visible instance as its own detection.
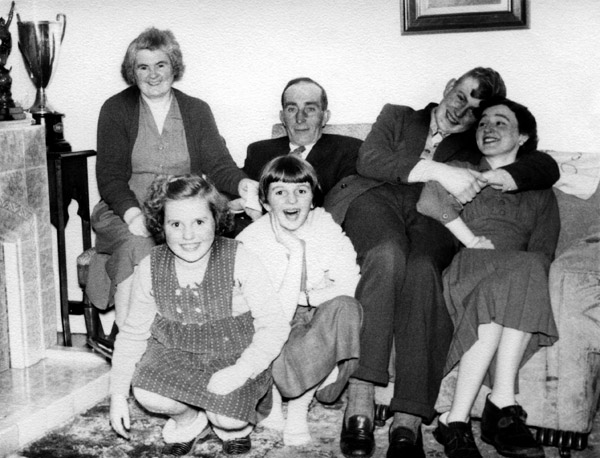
[344,185,410,385]
[390,211,458,423]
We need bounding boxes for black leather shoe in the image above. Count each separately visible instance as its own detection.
[386,427,425,458]
[481,397,544,458]
[222,434,251,455]
[433,420,482,458]
[340,415,375,458]
[162,426,211,456]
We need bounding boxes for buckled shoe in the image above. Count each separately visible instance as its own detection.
[481,397,544,457]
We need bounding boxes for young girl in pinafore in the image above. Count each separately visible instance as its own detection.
[237,155,362,446]
[109,174,290,456]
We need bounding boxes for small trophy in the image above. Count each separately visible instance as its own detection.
[0,1,25,121]
[17,11,70,151]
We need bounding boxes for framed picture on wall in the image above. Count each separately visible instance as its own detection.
[401,0,529,35]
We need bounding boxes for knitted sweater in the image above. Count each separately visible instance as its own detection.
[96,86,247,218]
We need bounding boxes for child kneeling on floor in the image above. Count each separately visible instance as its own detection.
[237,155,362,446]
[109,174,290,456]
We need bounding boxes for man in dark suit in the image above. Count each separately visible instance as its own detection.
[243,77,362,201]
[328,68,559,458]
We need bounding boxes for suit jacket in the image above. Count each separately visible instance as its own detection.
[324,103,559,224]
[243,133,362,198]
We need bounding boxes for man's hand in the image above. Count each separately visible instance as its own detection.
[110,394,131,439]
[436,165,487,204]
[123,207,150,237]
[481,169,517,192]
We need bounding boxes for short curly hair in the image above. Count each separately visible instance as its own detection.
[143,174,233,243]
[258,155,323,207]
[476,97,538,157]
[121,27,185,86]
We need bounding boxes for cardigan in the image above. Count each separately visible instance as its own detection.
[236,207,360,317]
[96,86,247,218]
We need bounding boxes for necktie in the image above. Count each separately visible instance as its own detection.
[290,145,306,157]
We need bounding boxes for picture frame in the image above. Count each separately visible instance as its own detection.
[401,0,529,35]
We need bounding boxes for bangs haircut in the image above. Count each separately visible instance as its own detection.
[259,155,323,207]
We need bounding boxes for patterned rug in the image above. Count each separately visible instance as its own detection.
[12,397,599,458]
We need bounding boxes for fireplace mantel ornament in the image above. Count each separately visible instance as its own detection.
[0,1,25,121]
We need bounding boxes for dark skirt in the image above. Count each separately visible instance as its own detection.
[443,249,559,387]
[132,312,271,424]
[86,200,155,309]
[272,295,362,403]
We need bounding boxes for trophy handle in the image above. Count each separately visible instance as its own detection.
[56,13,66,43]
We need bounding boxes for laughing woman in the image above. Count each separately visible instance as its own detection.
[417,98,559,458]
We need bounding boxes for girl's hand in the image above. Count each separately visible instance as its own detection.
[467,236,495,249]
[110,394,131,439]
[269,213,305,255]
[207,366,249,395]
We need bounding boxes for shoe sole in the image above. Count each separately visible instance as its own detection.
[481,434,544,458]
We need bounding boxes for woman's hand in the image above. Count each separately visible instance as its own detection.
[110,394,131,439]
[123,207,150,237]
[481,169,517,192]
[207,366,249,395]
[270,213,305,255]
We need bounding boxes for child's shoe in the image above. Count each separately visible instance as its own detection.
[162,411,211,456]
[481,396,544,458]
[162,425,211,456]
[433,419,482,458]
[222,434,251,455]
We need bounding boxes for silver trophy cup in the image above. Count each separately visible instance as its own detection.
[17,13,66,114]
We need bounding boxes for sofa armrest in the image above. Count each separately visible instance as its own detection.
[547,233,600,432]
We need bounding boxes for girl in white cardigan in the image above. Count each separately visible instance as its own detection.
[237,155,362,446]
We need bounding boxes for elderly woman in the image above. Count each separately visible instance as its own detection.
[416,98,559,458]
[87,27,255,327]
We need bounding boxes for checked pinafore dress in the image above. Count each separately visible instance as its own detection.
[132,237,271,423]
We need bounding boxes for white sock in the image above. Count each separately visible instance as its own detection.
[283,387,316,446]
[162,410,208,443]
[259,386,285,431]
[212,423,253,441]
[320,365,339,389]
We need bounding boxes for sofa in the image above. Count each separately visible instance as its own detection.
[274,124,600,458]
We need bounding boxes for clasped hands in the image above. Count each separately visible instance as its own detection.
[441,166,517,204]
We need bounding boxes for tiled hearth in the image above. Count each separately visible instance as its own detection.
[0,125,110,456]
[0,124,56,370]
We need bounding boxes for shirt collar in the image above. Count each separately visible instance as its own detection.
[430,108,450,138]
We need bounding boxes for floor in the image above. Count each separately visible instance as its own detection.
[0,334,598,458]
[0,334,110,457]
